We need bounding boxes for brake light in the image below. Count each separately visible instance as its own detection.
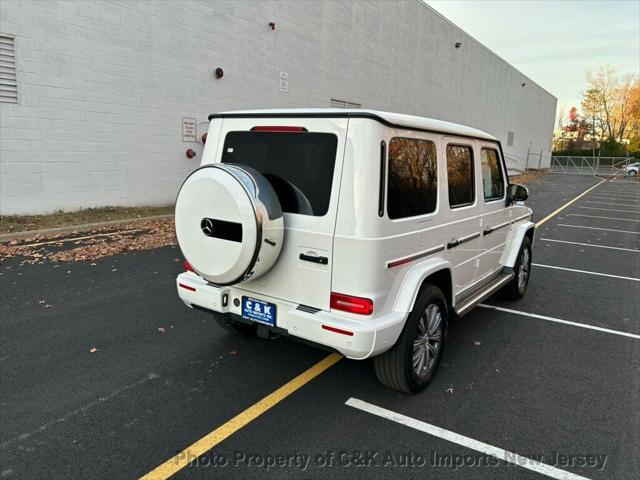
[250,126,308,132]
[330,292,373,315]
[184,260,193,272]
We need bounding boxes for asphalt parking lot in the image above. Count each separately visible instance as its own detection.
[1,173,638,480]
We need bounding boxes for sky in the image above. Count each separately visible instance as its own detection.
[426,0,640,123]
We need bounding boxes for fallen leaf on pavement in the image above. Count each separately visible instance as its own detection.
[157,327,166,333]
[89,347,98,353]
[445,387,455,395]
[472,340,481,346]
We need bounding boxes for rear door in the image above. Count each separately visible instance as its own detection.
[442,138,483,294]
[214,117,347,311]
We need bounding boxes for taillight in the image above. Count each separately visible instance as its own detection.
[330,292,373,315]
[184,260,193,272]
[250,126,308,132]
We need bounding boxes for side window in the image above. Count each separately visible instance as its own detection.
[481,148,505,201]
[387,137,438,219]
[446,144,475,207]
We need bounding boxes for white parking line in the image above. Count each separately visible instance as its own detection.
[478,304,640,340]
[577,206,638,213]
[532,263,640,282]
[539,237,640,253]
[557,224,640,235]
[345,398,595,480]
[590,195,640,201]
[568,213,640,222]
[585,200,640,207]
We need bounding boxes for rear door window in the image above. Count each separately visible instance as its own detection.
[480,148,505,201]
[221,131,338,216]
[446,144,475,208]
[387,137,438,219]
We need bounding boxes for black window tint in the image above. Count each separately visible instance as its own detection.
[221,131,338,216]
[446,145,475,207]
[387,137,438,219]
[481,149,505,200]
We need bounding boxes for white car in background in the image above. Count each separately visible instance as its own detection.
[174,109,534,393]
[624,162,640,176]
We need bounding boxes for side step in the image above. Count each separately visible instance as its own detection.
[454,272,514,316]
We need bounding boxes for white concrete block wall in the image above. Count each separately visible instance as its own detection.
[0,0,556,215]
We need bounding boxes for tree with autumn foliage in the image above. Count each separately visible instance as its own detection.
[581,65,640,148]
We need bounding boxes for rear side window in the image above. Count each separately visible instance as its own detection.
[387,137,438,219]
[221,131,338,216]
[446,144,475,207]
[481,148,505,200]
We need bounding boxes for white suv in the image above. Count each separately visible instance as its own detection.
[175,109,534,393]
[624,162,640,176]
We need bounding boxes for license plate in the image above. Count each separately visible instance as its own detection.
[242,296,276,327]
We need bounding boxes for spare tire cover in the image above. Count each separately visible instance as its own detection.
[175,164,284,285]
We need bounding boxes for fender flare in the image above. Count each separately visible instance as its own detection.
[392,257,454,313]
[500,221,535,268]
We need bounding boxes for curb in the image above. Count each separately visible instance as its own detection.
[0,214,173,243]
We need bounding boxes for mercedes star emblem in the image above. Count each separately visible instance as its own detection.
[200,218,215,236]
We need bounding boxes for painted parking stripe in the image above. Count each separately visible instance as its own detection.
[585,200,640,207]
[532,263,640,282]
[479,304,640,340]
[538,238,640,253]
[557,224,640,235]
[568,213,640,222]
[345,398,594,480]
[139,353,342,480]
[577,206,639,213]
[535,179,606,227]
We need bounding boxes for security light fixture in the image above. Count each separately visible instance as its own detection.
[215,67,224,79]
[455,42,462,48]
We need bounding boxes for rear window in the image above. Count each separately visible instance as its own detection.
[221,131,338,216]
[387,137,438,219]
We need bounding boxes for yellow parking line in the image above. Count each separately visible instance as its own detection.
[139,352,343,480]
[536,179,607,227]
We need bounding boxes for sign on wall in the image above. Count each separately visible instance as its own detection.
[279,71,288,93]
[182,117,197,142]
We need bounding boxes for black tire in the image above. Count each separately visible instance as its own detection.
[629,170,638,177]
[373,285,447,393]
[502,236,532,300]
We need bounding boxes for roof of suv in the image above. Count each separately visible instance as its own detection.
[210,108,498,142]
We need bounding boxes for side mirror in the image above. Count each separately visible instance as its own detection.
[507,183,529,205]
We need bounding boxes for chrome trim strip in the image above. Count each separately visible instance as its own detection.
[484,220,511,235]
[514,213,532,223]
[387,244,445,268]
[458,231,481,244]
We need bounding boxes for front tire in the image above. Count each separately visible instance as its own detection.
[373,285,447,393]
[502,236,532,299]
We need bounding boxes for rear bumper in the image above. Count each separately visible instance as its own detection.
[176,272,406,359]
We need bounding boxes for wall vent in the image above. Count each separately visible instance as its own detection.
[330,98,361,109]
[0,34,18,104]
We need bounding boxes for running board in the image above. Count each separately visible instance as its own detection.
[454,273,514,316]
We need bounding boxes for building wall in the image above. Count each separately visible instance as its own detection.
[0,0,556,215]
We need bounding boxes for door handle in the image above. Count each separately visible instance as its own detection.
[299,253,328,265]
[447,239,460,249]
